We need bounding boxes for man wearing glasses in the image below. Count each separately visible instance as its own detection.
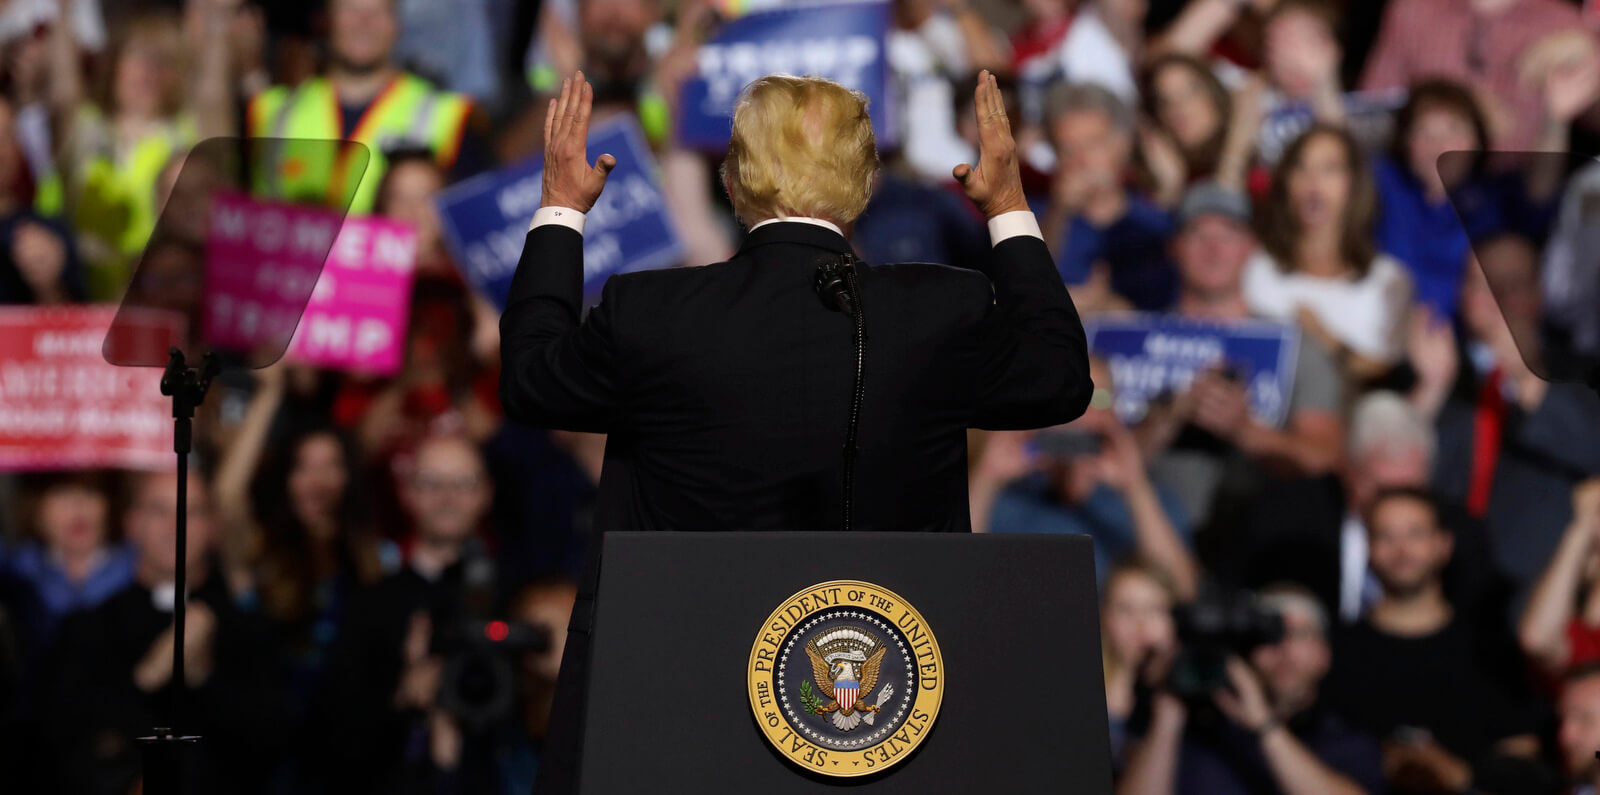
[317,433,497,792]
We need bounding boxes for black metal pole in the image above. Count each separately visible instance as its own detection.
[142,347,217,795]
[172,428,188,698]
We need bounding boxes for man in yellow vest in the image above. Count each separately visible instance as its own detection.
[247,0,486,214]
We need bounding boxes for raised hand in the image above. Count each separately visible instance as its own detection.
[1266,10,1340,97]
[953,70,1029,220]
[541,71,618,214]
[1138,122,1188,207]
[1522,29,1600,123]
[1406,306,1457,392]
[1543,40,1600,124]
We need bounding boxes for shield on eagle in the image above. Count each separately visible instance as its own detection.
[836,681,858,711]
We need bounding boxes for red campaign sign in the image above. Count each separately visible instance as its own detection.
[0,306,179,471]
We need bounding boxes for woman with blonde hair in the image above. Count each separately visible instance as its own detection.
[1101,558,1179,765]
[42,0,233,298]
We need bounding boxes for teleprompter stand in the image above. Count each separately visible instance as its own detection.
[100,135,372,795]
[135,347,220,795]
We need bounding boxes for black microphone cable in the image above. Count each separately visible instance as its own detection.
[813,252,866,531]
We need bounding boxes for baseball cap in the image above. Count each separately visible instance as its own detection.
[1177,181,1252,228]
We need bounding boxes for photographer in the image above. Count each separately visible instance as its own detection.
[1117,584,1381,795]
[316,433,497,793]
[396,576,578,794]
[973,356,1199,601]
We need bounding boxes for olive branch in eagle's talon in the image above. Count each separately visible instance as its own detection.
[799,680,824,714]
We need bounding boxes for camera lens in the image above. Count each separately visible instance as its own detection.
[439,648,515,729]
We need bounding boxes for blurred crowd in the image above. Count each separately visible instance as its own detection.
[1,0,1600,793]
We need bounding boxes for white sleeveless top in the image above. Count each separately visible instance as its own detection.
[1243,250,1412,362]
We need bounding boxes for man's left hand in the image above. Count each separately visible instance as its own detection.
[541,71,617,214]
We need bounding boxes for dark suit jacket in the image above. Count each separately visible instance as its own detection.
[499,218,1091,792]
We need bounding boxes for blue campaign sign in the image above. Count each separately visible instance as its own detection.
[1258,88,1405,164]
[434,116,684,309]
[1086,313,1302,427]
[676,1,895,151]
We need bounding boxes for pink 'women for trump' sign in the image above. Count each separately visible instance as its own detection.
[204,192,418,375]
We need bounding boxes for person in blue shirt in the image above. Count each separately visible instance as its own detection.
[1036,81,1177,311]
[0,471,134,656]
[1375,78,1561,320]
[971,357,1199,602]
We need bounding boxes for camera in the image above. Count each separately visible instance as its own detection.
[1166,589,1284,703]
[431,541,550,731]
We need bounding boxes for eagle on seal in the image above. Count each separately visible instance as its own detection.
[804,628,891,731]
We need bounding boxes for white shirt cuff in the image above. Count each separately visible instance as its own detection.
[987,210,1043,246]
[531,206,586,235]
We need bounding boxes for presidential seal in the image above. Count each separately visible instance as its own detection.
[747,580,944,777]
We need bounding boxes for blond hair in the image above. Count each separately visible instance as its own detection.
[720,74,878,226]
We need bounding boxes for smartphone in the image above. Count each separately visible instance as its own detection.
[1389,726,1433,745]
[1032,429,1103,458]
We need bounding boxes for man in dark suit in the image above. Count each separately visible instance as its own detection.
[500,70,1092,792]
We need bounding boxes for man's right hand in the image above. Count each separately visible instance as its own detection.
[540,71,617,215]
[953,70,1029,220]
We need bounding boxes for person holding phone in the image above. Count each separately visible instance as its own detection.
[973,356,1199,602]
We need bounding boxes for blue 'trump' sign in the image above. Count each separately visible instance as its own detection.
[677,1,895,151]
[1086,313,1301,427]
[435,116,684,308]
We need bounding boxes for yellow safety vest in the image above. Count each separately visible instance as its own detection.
[35,106,196,300]
[247,73,472,215]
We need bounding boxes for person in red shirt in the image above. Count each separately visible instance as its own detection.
[1361,0,1600,150]
[1009,0,1074,71]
